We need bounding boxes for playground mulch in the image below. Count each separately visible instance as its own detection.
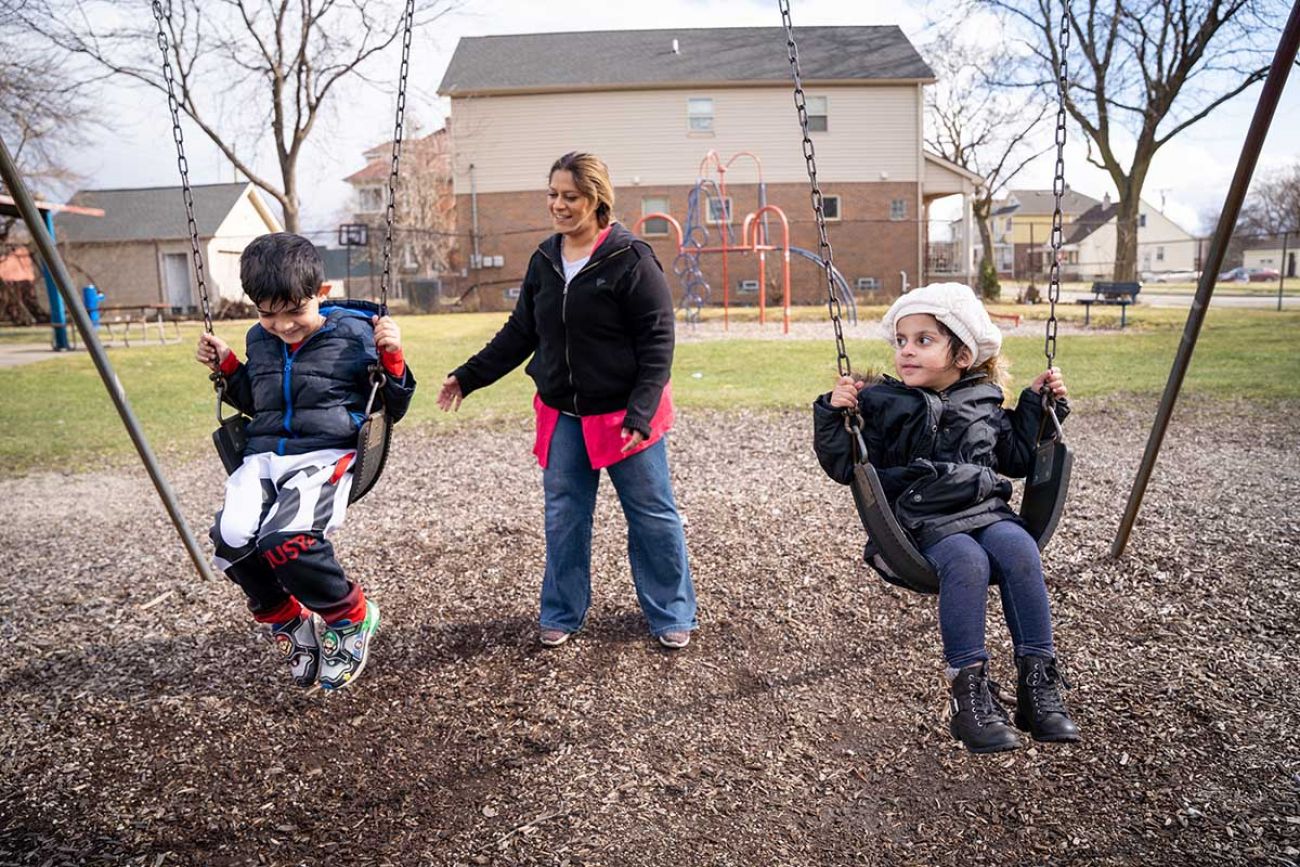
[1,398,1297,866]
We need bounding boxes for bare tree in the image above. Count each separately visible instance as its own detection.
[1239,161,1300,235]
[395,127,455,278]
[924,31,1051,299]
[987,0,1286,281]
[5,0,456,232]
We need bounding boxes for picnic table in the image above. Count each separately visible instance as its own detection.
[71,303,183,348]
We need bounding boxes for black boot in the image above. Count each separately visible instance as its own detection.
[948,662,1021,754]
[1014,654,1080,742]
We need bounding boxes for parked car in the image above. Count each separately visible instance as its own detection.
[1145,270,1200,283]
[1218,266,1251,282]
[1248,267,1281,282]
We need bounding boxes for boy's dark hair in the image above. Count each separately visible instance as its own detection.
[240,233,324,307]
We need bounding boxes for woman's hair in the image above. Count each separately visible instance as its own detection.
[935,320,1010,398]
[549,151,615,227]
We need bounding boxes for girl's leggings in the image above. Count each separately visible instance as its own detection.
[921,519,1056,669]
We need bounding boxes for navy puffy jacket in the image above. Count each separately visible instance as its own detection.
[221,300,417,457]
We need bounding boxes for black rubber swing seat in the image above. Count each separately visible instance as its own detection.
[210,367,392,506]
[850,429,1073,596]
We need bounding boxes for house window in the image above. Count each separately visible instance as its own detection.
[707,196,733,224]
[641,197,670,236]
[806,95,828,132]
[890,198,907,221]
[1139,213,1147,228]
[1005,217,1014,232]
[688,97,714,133]
[357,186,385,214]
[1156,246,1164,262]
[821,194,841,221]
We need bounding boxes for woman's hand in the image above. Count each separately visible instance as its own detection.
[1031,367,1067,400]
[829,374,864,409]
[437,375,464,412]
[196,332,230,371]
[372,315,402,354]
[620,428,646,453]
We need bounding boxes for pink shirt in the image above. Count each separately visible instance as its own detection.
[533,383,675,470]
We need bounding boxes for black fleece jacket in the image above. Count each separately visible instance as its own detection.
[451,222,674,436]
[812,372,1069,548]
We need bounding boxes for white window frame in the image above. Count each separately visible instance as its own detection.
[890,198,907,221]
[707,196,733,225]
[688,97,714,133]
[1156,246,1165,262]
[357,185,385,214]
[806,95,828,132]
[641,196,671,237]
[821,194,842,222]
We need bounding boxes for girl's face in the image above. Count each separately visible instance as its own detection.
[893,313,971,391]
[547,170,598,238]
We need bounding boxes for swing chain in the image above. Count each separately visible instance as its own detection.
[780,0,852,380]
[152,0,212,338]
[1045,0,1072,370]
[378,0,415,316]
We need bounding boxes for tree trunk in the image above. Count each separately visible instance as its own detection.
[1113,185,1141,282]
[975,205,1000,299]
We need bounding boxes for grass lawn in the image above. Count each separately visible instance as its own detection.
[1,307,1296,473]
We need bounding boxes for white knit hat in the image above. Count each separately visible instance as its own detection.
[881,282,1003,365]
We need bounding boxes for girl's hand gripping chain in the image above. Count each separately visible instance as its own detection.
[829,374,866,410]
[1030,367,1068,401]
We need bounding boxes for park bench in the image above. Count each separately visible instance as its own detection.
[1078,281,1141,327]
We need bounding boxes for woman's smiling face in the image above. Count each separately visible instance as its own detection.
[547,169,598,237]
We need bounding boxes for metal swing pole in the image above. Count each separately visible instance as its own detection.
[1111,2,1300,559]
[0,135,216,583]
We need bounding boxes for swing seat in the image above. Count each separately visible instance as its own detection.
[210,366,391,505]
[852,436,1073,596]
[348,408,391,504]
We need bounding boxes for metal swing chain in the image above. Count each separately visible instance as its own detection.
[377,0,415,317]
[780,0,852,380]
[1036,0,1072,442]
[1045,0,1072,371]
[152,0,213,338]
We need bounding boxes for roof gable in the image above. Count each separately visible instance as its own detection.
[57,183,269,244]
[438,27,933,95]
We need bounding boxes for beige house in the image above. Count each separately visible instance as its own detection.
[54,182,282,310]
[438,27,983,310]
[1067,193,1198,280]
[1242,238,1296,276]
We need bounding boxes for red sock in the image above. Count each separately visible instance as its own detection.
[327,588,368,627]
[253,596,303,626]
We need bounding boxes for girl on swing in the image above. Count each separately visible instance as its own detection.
[812,282,1079,754]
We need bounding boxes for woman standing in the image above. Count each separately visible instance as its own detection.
[437,152,697,649]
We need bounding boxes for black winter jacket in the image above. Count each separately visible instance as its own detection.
[451,223,674,436]
[812,372,1068,548]
[223,300,417,457]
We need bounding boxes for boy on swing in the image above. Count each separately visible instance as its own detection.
[195,233,416,690]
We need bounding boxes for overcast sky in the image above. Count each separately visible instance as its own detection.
[47,0,1299,239]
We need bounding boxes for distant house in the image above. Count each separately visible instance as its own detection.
[1242,236,1297,276]
[342,129,455,301]
[993,188,1101,279]
[1067,193,1198,279]
[54,182,282,310]
[438,27,984,309]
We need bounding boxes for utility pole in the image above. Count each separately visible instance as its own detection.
[1280,230,1290,311]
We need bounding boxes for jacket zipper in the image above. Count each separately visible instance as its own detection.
[276,320,333,454]
[550,245,630,414]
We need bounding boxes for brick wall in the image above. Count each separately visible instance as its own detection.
[452,181,923,311]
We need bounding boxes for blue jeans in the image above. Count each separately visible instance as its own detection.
[922,520,1056,669]
[539,414,697,636]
